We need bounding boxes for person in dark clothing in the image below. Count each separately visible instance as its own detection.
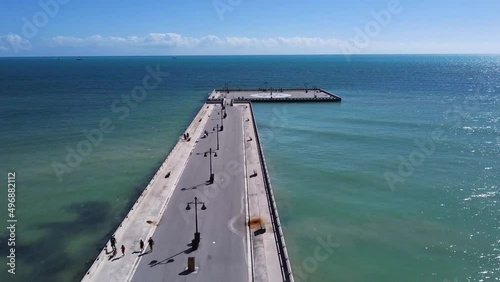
[110,235,116,251]
[148,237,154,252]
[139,239,144,253]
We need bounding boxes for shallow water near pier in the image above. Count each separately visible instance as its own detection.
[0,55,499,282]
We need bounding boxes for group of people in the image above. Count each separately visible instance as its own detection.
[138,237,154,253]
[109,235,122,257]
[109,235,155,258]
[183,132,190,141]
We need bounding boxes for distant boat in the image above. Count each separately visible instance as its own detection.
[77,57,83,60]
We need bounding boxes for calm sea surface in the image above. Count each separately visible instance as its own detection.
[0,55,498,282]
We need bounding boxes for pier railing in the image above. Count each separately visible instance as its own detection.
[237,97,340,102]
[245,101,295,282]
[208,88,341,102]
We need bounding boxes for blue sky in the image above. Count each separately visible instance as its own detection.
[0,0,499,56]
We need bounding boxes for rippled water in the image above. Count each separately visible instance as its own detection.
[0,55,498,281]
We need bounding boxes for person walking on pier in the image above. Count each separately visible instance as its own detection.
[148,237,154,252]
[121,245,125,256]
[139,239,144,253]
[110,235,117,251]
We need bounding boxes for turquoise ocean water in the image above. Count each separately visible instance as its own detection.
[0,55,499,282]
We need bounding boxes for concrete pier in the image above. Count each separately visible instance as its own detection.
[208,88,342,102]
[82,88,341,282]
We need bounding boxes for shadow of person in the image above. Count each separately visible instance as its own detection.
[138,250,151,257]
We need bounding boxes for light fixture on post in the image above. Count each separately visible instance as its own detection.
[186,197,206,250]
[204,148,217,184]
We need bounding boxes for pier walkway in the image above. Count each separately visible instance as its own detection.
[82,88,340,282]
[208,88,341,102]
[131,104,250,281]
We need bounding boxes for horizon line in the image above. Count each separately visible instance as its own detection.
[1,53,500,58]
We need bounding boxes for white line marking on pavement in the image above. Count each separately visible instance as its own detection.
[125,105,213,282]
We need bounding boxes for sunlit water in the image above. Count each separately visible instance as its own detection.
[0,55,498,282]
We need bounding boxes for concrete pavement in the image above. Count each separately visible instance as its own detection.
[82,99,294,282]
[208,88,341,102]
[81,104,215,282]
[130,104,250,282]
[240,103,284,282]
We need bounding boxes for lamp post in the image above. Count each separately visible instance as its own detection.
[186,197,206,249]
[204,148,217,184]
[220,108,225,130]
[213,124,220,150]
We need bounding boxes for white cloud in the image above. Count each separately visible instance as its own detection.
[51,33,216,48]
[48,33,349,54]
[0,33,32,52]
[17,32,498,55]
